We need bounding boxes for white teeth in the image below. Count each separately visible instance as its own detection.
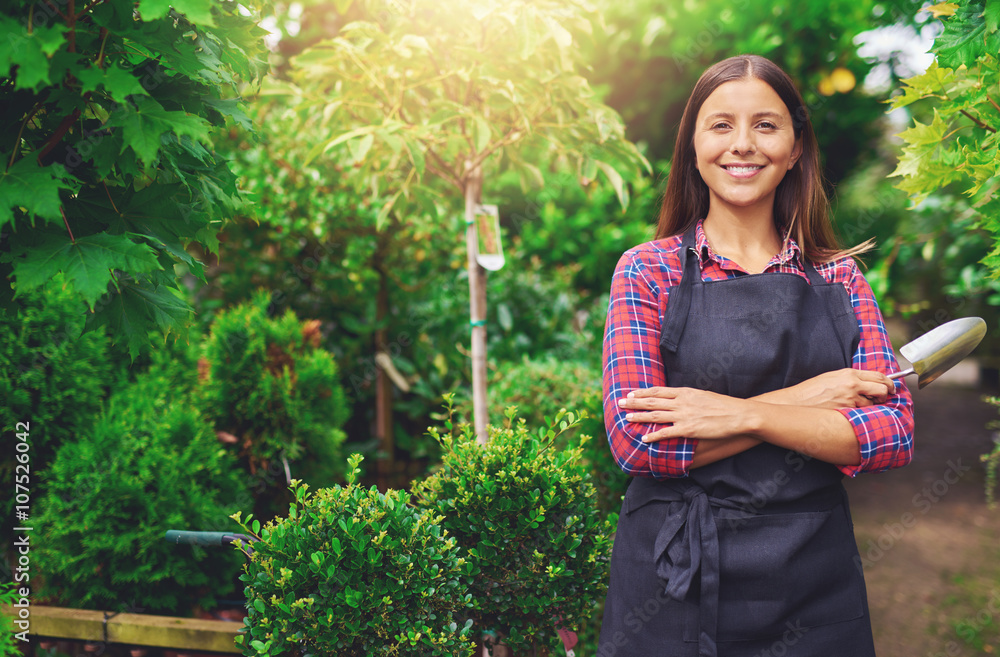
[725,166,762,174]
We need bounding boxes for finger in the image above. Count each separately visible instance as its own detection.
[640,426,676,443]
[627,386,675,398]
[625,411,673,424]
[619,396,676,411]
[857,369,895,391]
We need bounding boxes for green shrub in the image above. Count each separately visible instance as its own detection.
[412,403,615,655]
[0,581,23,656]
[32,369,248,614]
[234,459,476,657]
[459,356,629,519]
[0,277,116,544]
[198,291,350,504]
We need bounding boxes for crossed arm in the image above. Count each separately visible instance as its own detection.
[603,246,915,479]
[618,368,897,469]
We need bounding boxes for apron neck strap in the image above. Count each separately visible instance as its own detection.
[682,224,828,285]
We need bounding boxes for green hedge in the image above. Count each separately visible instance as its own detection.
[235,462,475,657]
[413,405,614,654]
[33,368,248,614]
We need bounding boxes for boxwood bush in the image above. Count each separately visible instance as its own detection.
[234,457,475,656]
[412,403,615,655]
[459,356,629,518]
[32,367,248,614]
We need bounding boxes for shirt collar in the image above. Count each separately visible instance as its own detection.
[693,219,803,272]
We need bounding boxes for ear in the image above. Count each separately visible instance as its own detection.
[788,137,803,170]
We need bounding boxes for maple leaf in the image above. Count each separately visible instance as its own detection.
[111,95,212,166]
[922,2,959,19]
[13,232,162,307]
[138,0,217,27]
[76,63,150,104]
[0,17,67,91]
[934,0,998,69]
[0,156,76,229]
[86,277,193,359]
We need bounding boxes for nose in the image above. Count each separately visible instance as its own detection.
[730,126,756,155]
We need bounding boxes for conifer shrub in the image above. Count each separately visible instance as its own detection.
[0,277,115,541]
[32,369,247,614]
[234,457,475,657]
[412,403,615,655]
[198,291,349,505]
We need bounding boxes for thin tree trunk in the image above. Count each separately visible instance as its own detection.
[374,251,393,489]
[465,160,488,444]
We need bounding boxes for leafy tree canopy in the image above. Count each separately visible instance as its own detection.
[888,0,1000,273]
[258,0,650,228]
[0,0,269,358]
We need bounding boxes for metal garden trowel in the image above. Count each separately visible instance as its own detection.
[888,317,987,389]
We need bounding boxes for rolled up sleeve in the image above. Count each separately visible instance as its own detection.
[834,261,915,477]
[602,247,695,479]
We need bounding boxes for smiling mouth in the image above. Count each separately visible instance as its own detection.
[721,164,764,178]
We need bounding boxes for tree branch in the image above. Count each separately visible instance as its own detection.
[8,99,46,170]
[987,94,1000,117]
[60,206,76,243]
[425,146,463,190]
[37,107,82,163]
[960,108,997,133]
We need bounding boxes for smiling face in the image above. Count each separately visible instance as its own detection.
[693,77,802,218]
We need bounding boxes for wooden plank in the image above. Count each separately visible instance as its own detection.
[3,606,106,642]
[108,612,241,653]
[1,605,242,653]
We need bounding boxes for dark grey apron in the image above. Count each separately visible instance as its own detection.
[599,229,876,657]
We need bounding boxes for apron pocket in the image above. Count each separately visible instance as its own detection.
[689,505,865,643]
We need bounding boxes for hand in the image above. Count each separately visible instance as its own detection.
[763,368,895,409]
[618,386,753,443]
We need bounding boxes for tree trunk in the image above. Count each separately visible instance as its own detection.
[374,251,393,489]
[465,160,488,444]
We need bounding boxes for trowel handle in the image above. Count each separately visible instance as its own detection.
[888,368,914,381]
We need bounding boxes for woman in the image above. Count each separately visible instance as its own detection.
[599,55,914,657]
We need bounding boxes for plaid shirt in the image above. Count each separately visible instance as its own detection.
[602,221,915,479]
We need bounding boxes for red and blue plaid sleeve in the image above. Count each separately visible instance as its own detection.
[602,241,696,479]
[820,258,915,476]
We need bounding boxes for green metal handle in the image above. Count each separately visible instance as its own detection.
[165,530,231,546]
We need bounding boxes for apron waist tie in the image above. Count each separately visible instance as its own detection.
[650,481,746,657]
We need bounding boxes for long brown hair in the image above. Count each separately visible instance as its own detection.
[655,55,871,262]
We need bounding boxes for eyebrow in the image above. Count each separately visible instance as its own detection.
[704,111,785,122]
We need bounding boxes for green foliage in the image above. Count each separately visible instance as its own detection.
[0,581,23,656]
[233,468,476,657]
[0,275,116,544]
[412,403,615,654]
[887,1,1000,274]
[265,0,648,227]
[499,161,661,298]
[198,292,350,501]
[588,0,923,180]
[983,395,1000,509]
[0,0,270,358]
[33,367,247,614]
[458,356,627,518]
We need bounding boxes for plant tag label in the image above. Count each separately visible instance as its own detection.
[474,204,504,271]
[557,626,578,655]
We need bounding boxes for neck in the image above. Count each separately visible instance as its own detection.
[702,202,782,273]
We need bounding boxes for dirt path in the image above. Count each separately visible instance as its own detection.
[845,360,1000,656]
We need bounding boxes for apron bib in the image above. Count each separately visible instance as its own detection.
[599,229,875,657]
